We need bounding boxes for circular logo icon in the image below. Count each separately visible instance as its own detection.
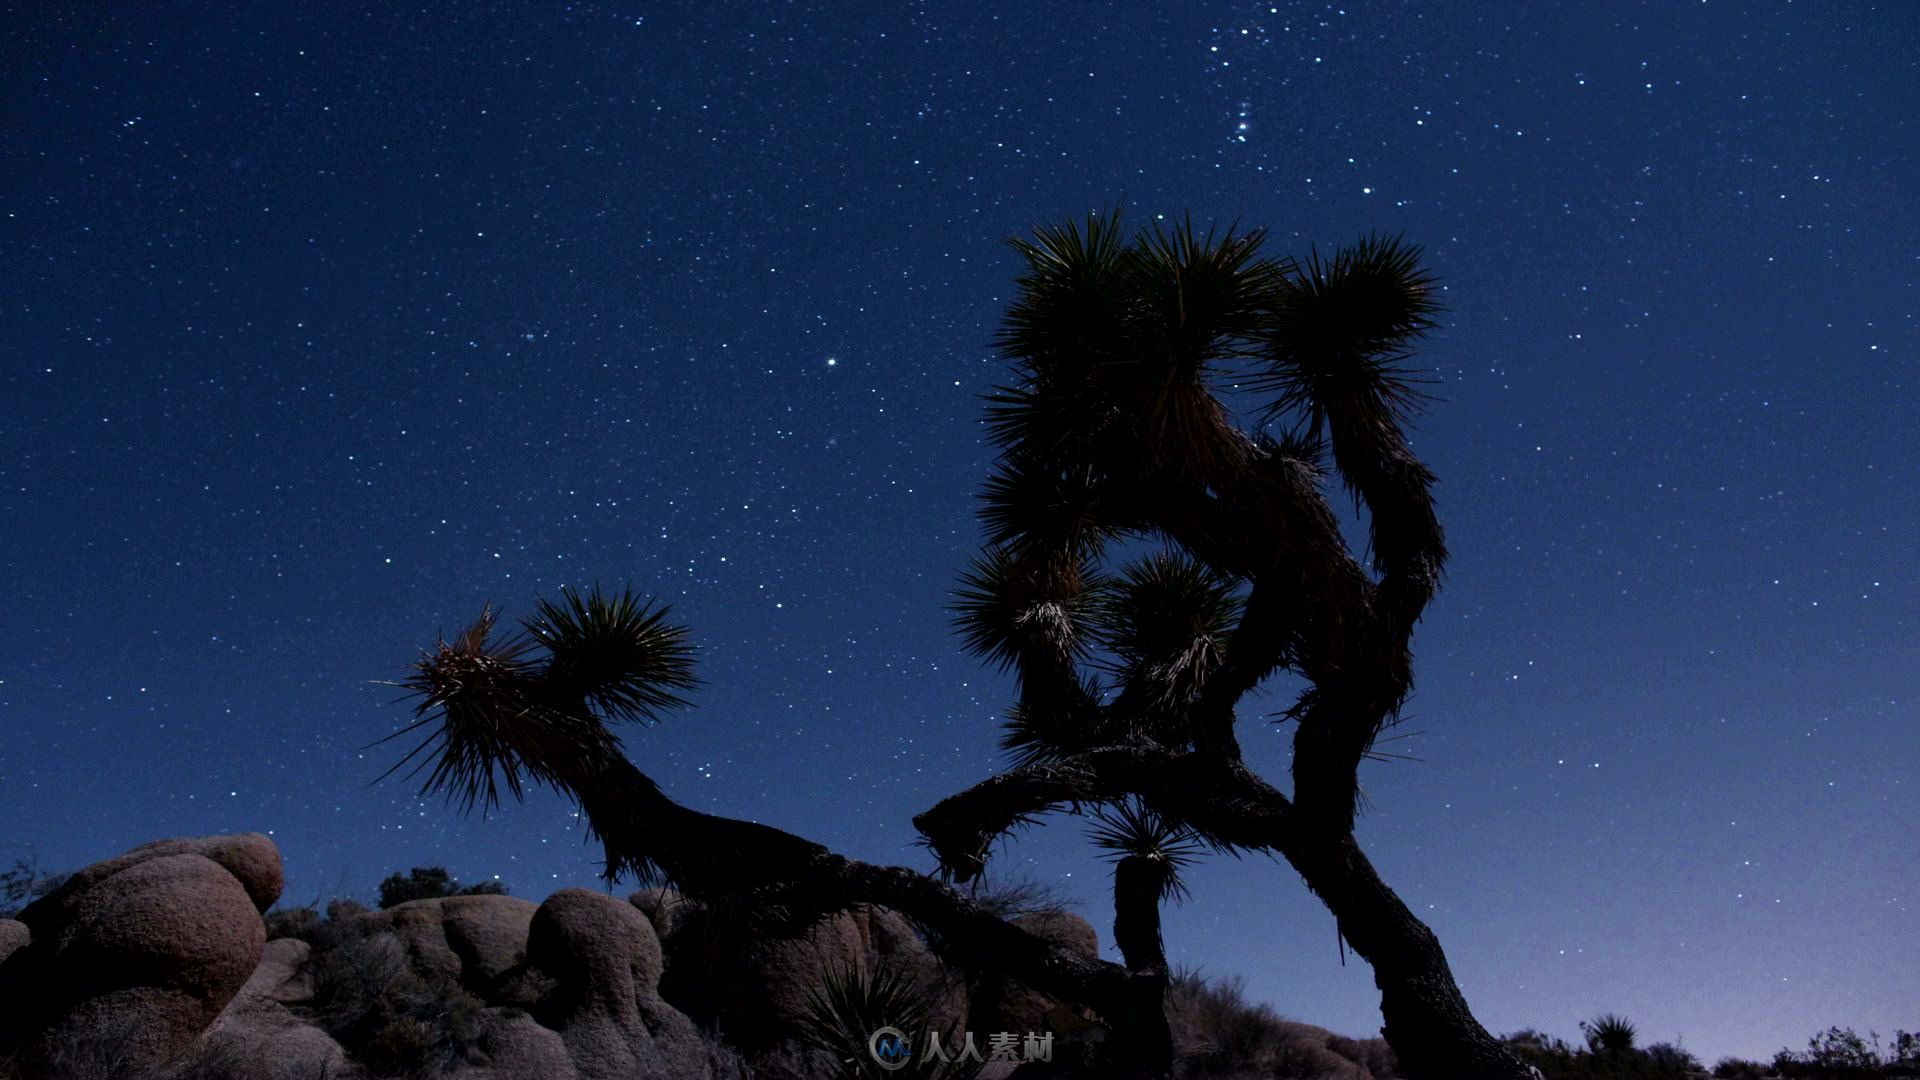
[868,1026,912,1071]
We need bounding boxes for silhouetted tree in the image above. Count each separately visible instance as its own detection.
[913,211,1537,1079]
[375,865,508,909]
[381,588,1148,1064]
[385,211,1541,1079]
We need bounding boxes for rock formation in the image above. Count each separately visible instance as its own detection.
[0,833,279,1068]
[0,833,1400,1079]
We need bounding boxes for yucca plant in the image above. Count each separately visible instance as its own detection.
[1581,1013,1639,1055]
[797,961,976,1080]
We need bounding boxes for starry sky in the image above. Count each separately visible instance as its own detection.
[2,0,1915,1065]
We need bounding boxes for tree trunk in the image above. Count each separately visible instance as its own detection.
[1109,856,1174,1076]
[1282,832,1540,1080]
[566,757,1147,1024]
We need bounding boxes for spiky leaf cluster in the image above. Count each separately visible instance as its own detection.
[1580,1014,1640,1055]
[996,683,1118,769]
[383,587,697,813]
[525,585,698,725]
[1251,232,1441,432]
[951,547,1103,673]
[988,212,1289,478]
[1086,797,1206,903]
[977,459,1119,563]
[1096,552,1243,704]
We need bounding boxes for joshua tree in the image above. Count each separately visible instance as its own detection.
[387,211,1541,1079]
[912,211,1539,1079]
[382,587,1158,1068]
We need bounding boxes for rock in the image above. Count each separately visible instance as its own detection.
[629,887,694,942]
[1273,1019,1388,1078]
[524,887,710,1080]
[1011,911,1097,960]
[0,920,26,967]
[22,833,283,921]
[354,893,538,994]
[206,937,351,1080]
[444,1008,582,1080]
[970,911,1100,1043]
[5,848,268,1066]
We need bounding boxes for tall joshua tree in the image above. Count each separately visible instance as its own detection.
[914,211,1539,1079]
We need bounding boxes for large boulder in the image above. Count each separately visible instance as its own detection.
[522,887,711,1080]
[0,834,280,1068]
[23,832,284,919]
[447,1007,581,1080]
[353,892,538,995]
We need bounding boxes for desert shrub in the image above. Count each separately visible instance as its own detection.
[1645,1042,1702,1076]
[1771,1025,1920,1078]
[264,903,321,942]
[1894,1031,1920,1077]
[375,866,509,909]
[965,875,1080,920]
[1503,1023,1704,1080]
[1504,1029,1580,1077]
[3,1009,263,1080]
[1712,1057,1766,1078]
[1168,968,1324,1073]
[300,908,486,1078]
[697,1022,755,1080]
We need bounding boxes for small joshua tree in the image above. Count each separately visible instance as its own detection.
[384,586,1151,1066]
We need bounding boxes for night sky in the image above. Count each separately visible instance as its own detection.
[3,1,1915,1064]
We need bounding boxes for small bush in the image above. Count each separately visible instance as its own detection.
[264,904,321,943]
[2,1009,259,1080]
[966,875,1079,920]
[1771,1025,1920,1078]
[1646,1042,1702,1076]
[1165,966,1395,1078]
[1505,1023,1702,1080]
[299,909,488,1078]
[1712,1056,1767,1078]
